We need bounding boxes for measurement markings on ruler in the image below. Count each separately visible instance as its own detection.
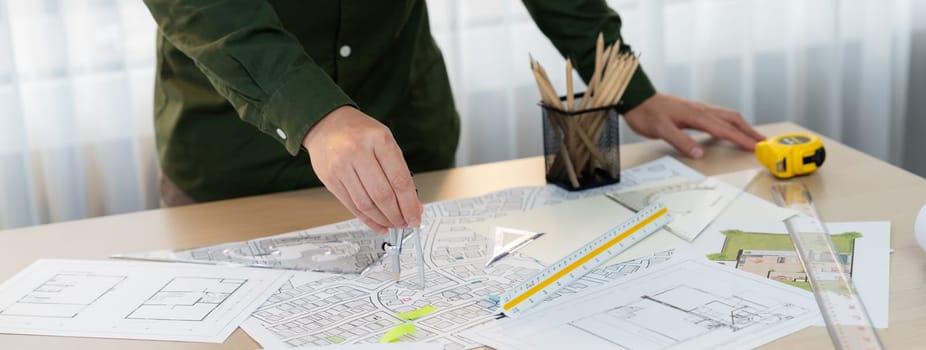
[772,182,883,350]
[500,201,671,317]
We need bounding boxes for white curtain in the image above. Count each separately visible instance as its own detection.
[430,0,923,169]
[0,0,923,229]
[0,0,158,229]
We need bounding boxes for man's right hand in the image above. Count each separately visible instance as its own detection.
[302,106,422,234]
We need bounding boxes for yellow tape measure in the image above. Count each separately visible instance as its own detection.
[755,132,826,178]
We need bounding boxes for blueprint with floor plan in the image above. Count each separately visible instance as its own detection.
[0,259,290,342]
[240,157,698,349]
[463,258,818,350]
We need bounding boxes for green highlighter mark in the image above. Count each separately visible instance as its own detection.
[396,305,438,321]
[379,305,439,343]
[379,323,417,343]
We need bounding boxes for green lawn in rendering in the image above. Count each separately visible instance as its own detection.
[706,230,861,292]
[706,230,861,262]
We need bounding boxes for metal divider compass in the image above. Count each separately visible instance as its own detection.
[384,226,427,290]
[381,177,427,290]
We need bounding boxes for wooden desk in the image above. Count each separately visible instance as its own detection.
[1,122,924,349]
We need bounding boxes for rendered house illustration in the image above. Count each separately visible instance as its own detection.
[734,249,852,283]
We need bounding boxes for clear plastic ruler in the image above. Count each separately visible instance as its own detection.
[771,182,884,350]
[499,201,671,317]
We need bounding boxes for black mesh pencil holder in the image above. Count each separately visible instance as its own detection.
[541,94,621,191]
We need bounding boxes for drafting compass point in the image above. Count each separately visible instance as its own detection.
[384,227,427,289]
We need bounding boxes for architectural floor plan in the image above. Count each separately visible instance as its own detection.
[127,277,246,321]
[463,258,818,350]
[0,272,125,318]
[0,259,290,342]
[241,157,700,349]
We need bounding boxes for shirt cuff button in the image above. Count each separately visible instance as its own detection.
[339,45,352,58]
[276,128,287,140]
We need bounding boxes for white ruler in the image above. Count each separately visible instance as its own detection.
[499,201,671,317]
[771,182,883,350]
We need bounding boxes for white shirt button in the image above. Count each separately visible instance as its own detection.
[339,45,352,58]
[276,128,287,140]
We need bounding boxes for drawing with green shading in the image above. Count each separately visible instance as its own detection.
[707,230,861,291]
[397,305,437,321]
[380,305,439,343]
[380,323,417,343]
[326,335,346,344]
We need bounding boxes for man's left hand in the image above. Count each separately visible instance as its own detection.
[623,93,766,158]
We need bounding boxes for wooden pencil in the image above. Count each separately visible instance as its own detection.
[529,33,639,188]
[566,58,574,111]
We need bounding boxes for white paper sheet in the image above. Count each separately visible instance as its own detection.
[472,195,641,264]
[283,344,442,350]
[0,259,290,342]
[468,178,795,266]
[607,176,746,241]
[676,220,892,328]
[462,258,818,350]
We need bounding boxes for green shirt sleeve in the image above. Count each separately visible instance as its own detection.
[143,0,356,155]
[521,0,657,113]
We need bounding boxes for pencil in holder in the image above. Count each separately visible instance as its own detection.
[541,94,621,191]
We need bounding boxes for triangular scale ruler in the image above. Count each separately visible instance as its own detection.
[499,201,671,317]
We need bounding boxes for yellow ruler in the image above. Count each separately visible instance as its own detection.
[499,201,671,317]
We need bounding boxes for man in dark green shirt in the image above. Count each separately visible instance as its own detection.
[144,0,764,233]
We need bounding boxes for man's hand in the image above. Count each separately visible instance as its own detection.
[623,93,766,158]
[303,106,422,234]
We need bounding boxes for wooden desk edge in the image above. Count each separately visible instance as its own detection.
[1,121,924,349]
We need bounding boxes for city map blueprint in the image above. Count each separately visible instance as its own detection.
[239,157,702,349]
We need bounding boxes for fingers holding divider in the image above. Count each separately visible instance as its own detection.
[342,169,395,229]
[374,141,423,228]
[302,106,423,234]
[329,179,388,234]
